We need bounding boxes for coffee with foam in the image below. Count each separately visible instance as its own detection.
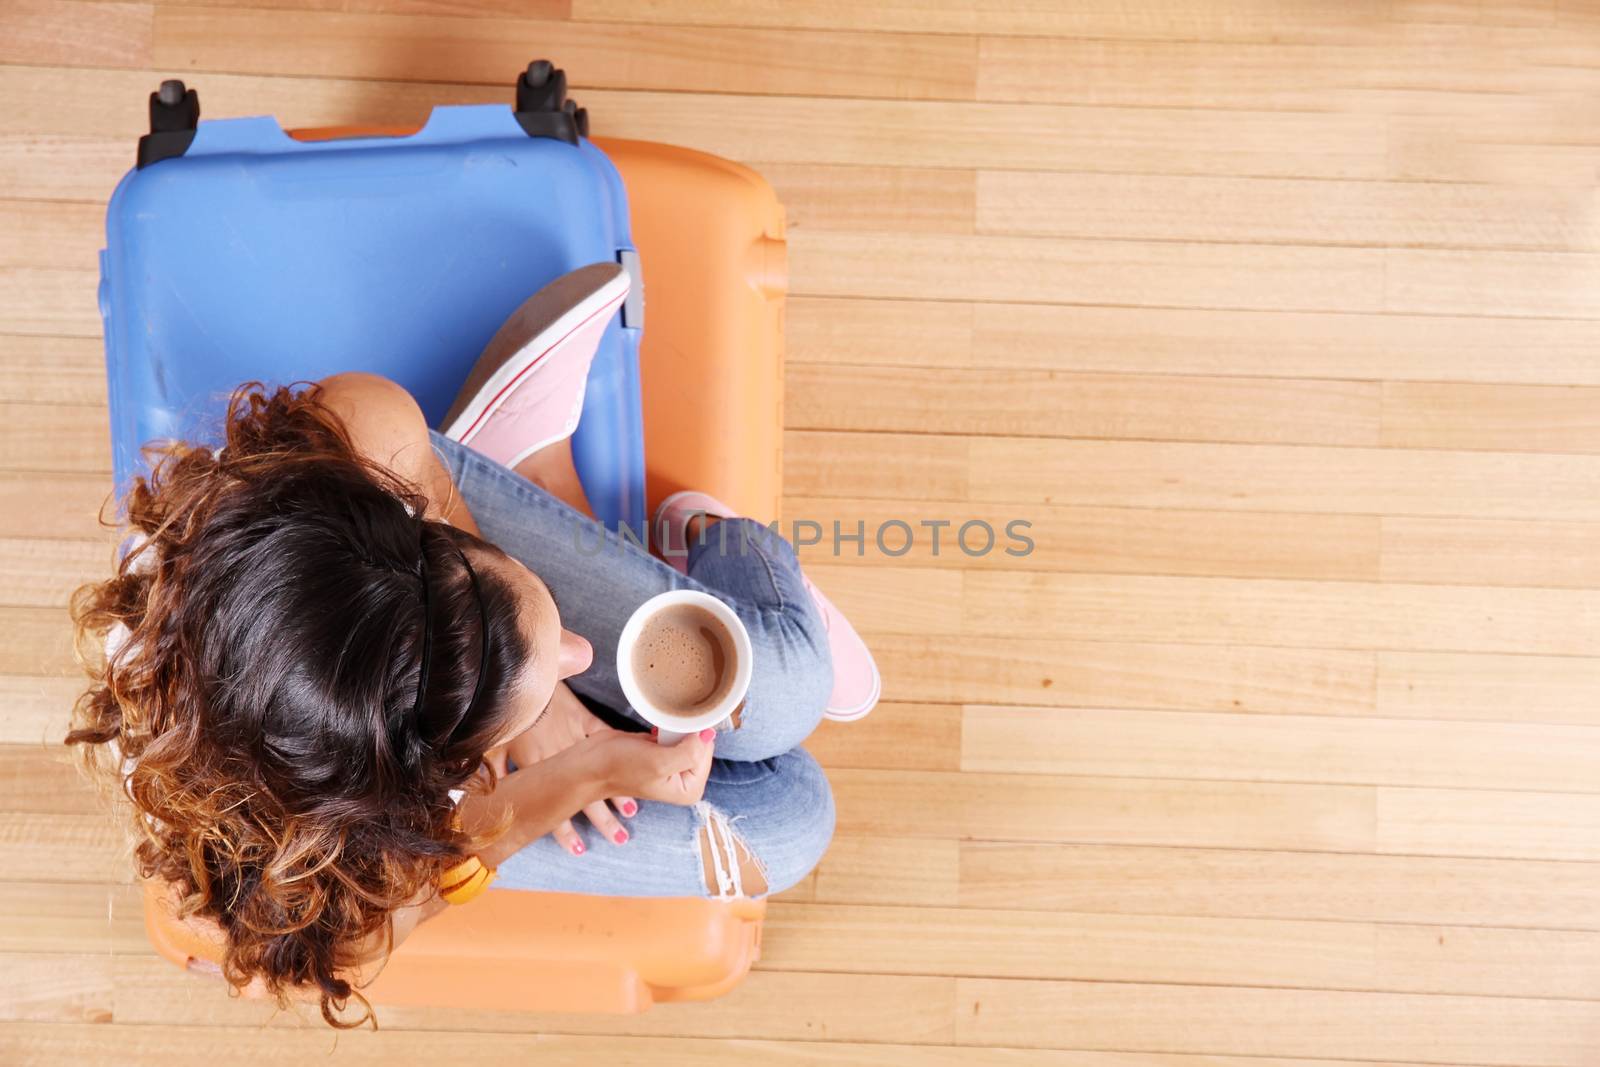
[629,603,737,716]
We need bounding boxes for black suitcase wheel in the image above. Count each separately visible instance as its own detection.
[137,78,200,169]
[524,60,554,89]
[514,58,583,146]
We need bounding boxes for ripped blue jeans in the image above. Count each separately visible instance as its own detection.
[429,431,837,899]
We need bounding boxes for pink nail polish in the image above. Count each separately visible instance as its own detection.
[622,801,637,816]
[614,829,629,845]
[571,840,585,856]
[699,727,716,742]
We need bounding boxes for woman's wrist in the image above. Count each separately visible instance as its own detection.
[459,738,612,868]
[559,732,616,801]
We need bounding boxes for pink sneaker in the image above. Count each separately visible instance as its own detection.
[440,262,628,468]
[652,489,734,576]
[650,491,882,723]
[802,573,882,723]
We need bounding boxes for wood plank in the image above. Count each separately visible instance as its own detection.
[112,953,961,1039]
[1377,785,1600,861]
[955,978,1600,1064]
[0,676,93,747]
[0,66,1391,180]
[0,62,508,139]
[786,364,1383,447]
[788,231,1386,312]
[0,883,140,955]
[0,199,99,270]
[787,297,975,369]
[0,538,112,610]
[969,434,1600,518]
[958,842,1600,930]
[1386,108,1600,186]
[960,705,1600,792]
[0,269,101,337]
[802,702,960,771]
[155,0,570,16]
[0,0,152,68]
[782,496,1382,581]
[760,901,1600,1000]
[809,835,961,908]
[0,954,112,1023]
[151,5,977,101]
[783,431,1600,519]
[1377,651,1600,726]
[0,472,111,539]
[1392,0,1557,29]
[802,561,1600,656]
[0,134,128,202]
[1386,247,1600,318]
[571,0,1391,41]
[0,1020,1476,1067]
[787,297,1600,386]
[785,430,973,502]
[0,608,81,676]
[1383,381,1600,453]
[976,32,1575,109]
[0,336,109,405]
[0,401,109,473]
[32,881,1600,1002]
[977,169,1600,252]
[878,641,1600,735]
[787,232,1600,320]
[870,633,1376,716]
[948,570,1600,655]
[0,745,101,815]
[0,813,132,884]
[1382,516,1600,589]
[759,164,976,233]
[830,768,1379,853]
[808,563,962,634]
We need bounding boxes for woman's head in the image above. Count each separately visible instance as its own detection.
[67,382,572,1026]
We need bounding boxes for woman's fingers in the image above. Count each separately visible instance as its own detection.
[688,729,715,797]
[613,795,638,819]
[553,817,585,857]
[584,800,630,847]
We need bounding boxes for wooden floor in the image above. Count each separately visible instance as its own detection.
[6,0,1600,1063]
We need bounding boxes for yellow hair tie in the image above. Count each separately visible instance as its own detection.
[440,855,483,887]
[441,864,494,905]
[440,809,495,904]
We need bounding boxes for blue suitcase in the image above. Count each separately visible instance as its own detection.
[98,63,647,534]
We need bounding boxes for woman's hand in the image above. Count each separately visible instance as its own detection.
[589,727,716,806]
[482,682,642,857]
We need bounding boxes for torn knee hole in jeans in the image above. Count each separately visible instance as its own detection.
[692,801,769,898]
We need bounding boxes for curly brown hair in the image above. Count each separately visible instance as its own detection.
[65,383,531,1027]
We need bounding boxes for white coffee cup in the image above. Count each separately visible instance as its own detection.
[615,589,753,746]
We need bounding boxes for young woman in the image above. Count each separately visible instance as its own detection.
[66,263,880,1027]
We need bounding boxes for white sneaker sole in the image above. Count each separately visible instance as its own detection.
[823,657,881,722]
